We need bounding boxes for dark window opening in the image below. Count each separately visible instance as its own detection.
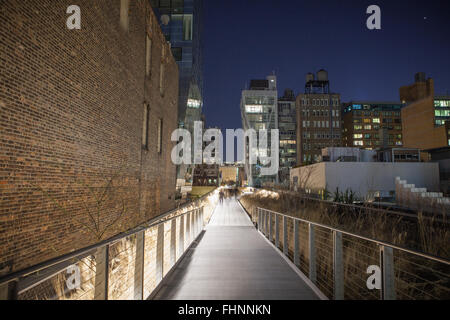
[171,47,182,61]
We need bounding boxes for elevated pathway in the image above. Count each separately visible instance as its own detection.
[152,198,320,300]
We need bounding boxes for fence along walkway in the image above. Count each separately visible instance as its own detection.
[152,198,321,300]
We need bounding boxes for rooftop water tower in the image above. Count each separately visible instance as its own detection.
[317,69,329,82]
[305,69,330,94]
[306,72,315,84]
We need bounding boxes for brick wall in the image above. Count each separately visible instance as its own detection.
[0,0,178,274]
[401,97,447,150]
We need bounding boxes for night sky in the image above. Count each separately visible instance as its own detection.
[202,0,450,131]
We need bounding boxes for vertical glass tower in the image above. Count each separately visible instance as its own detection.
[150,0,204,187]
[240,75,279,187]
[278,89,297,185]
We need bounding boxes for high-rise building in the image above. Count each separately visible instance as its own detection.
[296,70,342,164]
[240,75,279,187]
[150,0,204,188]
[342,101,404,149]
[399,73,450,150]
[278,89,297,185]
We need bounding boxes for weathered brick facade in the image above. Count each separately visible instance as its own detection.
[0,0,178,274]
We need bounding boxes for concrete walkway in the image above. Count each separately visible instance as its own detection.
[152,198,320,300]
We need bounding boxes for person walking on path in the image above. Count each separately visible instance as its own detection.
[219,190,224,204]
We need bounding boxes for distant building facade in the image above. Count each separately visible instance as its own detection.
[342,101,404,149]
[193,124,220,187]
[220,166,239,185]
[426,146,450,196]
[290,161,439,201]
[400,73,450,151]
[278,89,297,185]
[240,75,279,187]
[296,70,342,164]
[193,164,219,186]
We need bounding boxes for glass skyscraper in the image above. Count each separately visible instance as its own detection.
[150,0,204,188]
[240,75,279,187]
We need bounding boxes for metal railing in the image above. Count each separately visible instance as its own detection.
[0,200,213,300]
[256,207,450,300]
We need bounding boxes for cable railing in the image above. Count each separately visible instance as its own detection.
[255,207,450,300]
[0,190,218,300]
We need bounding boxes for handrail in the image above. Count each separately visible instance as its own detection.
[257,207,450,266]
[255,206,450,300]
[0,189,217,288]
[262,188,449,221]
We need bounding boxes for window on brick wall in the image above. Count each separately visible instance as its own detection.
[120,0,130,31]
[171,47,182,61]
[146,35,152,76]
[160,63,165,96]
[157,118,163,154]
[142,104,150,150]
[160,46,165,96]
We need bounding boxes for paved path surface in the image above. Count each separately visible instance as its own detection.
[153,198,320,300]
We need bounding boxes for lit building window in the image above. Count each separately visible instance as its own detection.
[188,99,202,108]
[373,118,380,123]
[354,141,363,146]
[245,105,263,113]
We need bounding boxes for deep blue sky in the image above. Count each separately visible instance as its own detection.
[202,0,450,131]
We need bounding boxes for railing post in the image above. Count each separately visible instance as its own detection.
[0,280,18,300]
[258,208,261,231]
[170,219,177,267]
[178,216,185,258]
[94,245,109,300]
[186,211,191,244]
[275,214,280,249]
[380,245,396,300]
[196,209,200,235]
[265,210,269,237]
[283,215,288,256]
[309,224,316,283]
[333,231,344,300]
[268,211,273,241]
[200,207,205,232]
[156,224,164,283]
[197,209,202,234]
[201,207,204,229]
[193,210,197,237]
[262,210,266,235]
[134,231,145,300]
[294,219,300,266]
